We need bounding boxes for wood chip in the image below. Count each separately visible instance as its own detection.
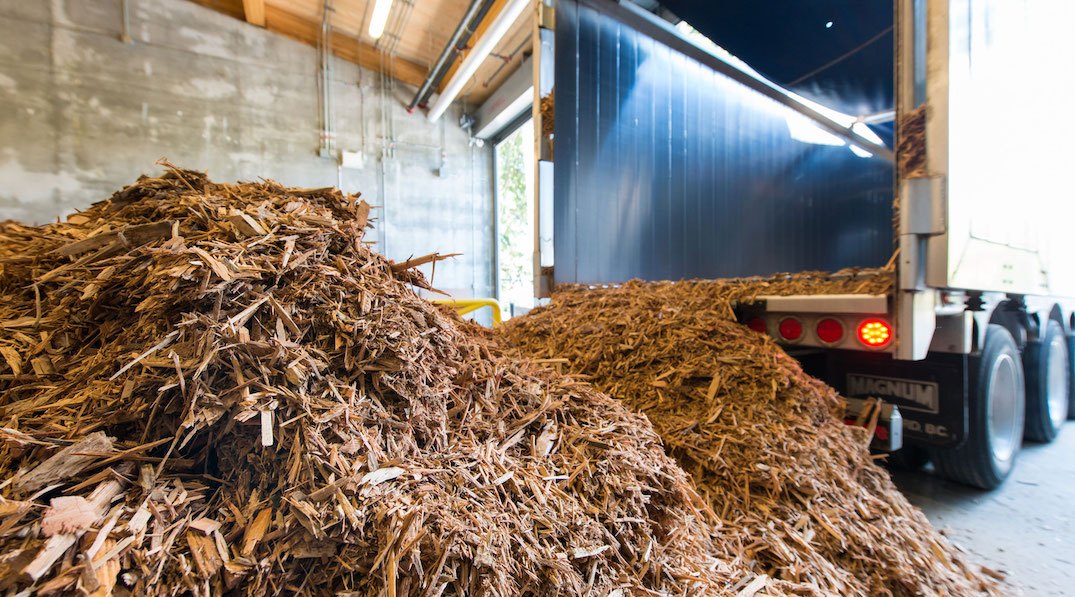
[15,432,113,494]
[48,221,173,256]
[188,517,221,535]
[737,574,769,597]
[359,466,405,487]
[186,531,223,577]
[228,212,267,237]
[40,496,98,536]
[0,165,994,596]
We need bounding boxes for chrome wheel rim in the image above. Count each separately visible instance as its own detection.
[988,353,1021,464]
[1047,335,1069,430]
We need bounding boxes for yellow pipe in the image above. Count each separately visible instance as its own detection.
[432,298,503,327]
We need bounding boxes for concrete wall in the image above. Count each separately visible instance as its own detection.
[0,0,494,297]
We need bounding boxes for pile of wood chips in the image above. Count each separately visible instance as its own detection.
[0,166,807,595]
[497,276,998,596]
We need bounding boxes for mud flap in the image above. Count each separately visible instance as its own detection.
[797,349,970,449]
[844,397,904,451]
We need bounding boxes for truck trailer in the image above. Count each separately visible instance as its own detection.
[541,0,1075,488]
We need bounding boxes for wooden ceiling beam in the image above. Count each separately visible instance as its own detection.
[263,4,427,88]
[188,1,427,89]
[242,0,266,27]
[189,0,245,21]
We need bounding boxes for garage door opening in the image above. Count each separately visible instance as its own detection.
[494,119,535,317]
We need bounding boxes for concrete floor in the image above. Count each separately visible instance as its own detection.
[891,426,1075,596]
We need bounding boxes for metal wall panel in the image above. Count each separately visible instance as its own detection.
[554,0,894,285]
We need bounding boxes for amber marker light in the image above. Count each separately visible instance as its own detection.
[857,319,893,347]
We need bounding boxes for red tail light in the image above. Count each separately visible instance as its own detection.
[816,318,845,344]
[858,319,893,347]
[778,317,803,341]
[746,317,767,333]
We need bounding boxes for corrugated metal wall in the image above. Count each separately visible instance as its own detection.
[553,0,894,285]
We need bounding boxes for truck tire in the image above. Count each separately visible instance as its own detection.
[932,324,1025,489]
[1025,320,1069,441]
[1068,331,1075,420]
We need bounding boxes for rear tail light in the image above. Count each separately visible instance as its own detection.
[858,319,893,347]
[746,317,767,333]
[816,318,845,344]
[778,317,803,342]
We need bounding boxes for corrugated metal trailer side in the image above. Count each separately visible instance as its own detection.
[547,0,1075,490]
[553,0,894,285]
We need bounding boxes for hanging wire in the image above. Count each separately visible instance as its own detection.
[788,25,894,86]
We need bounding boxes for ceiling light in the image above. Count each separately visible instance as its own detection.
[368,0,393,40]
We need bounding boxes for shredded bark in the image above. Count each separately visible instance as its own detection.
[0,166,804,595]
[540,93,555,140]
[497,277,996,596]
[897,106,928,179]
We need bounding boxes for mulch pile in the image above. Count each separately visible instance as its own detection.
[497,277,996,596]
[0,166,813,595]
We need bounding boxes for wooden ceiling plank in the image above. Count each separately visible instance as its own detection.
[436,0,510,93]
[262,3,427,88]
[189,0,246,21]
[392,0,469,68]
[189,1,447,96]
[242,0,266,26]
[332,31,427,88]
[264,4,319,44]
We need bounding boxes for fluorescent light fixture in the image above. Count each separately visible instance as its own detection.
[784,95,888,159]
[368,0,393,40]
[849,122,884,158]
[786,112,845,147]
[475,88,531,139]
[427,0,531,122]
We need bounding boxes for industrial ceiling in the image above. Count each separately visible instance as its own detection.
[190,0,895,134]
[189,0,532,106]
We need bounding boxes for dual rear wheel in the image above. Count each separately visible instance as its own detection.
[931,322,1070,489]
[1025,320,1071,442]
[932,325,1025,489]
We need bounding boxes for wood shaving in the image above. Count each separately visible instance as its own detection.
[0,165,788,595]
[497,277,997,596]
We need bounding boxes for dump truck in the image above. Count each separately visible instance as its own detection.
[542,0,1075,488]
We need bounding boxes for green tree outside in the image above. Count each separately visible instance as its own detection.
[496,122,534,314]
